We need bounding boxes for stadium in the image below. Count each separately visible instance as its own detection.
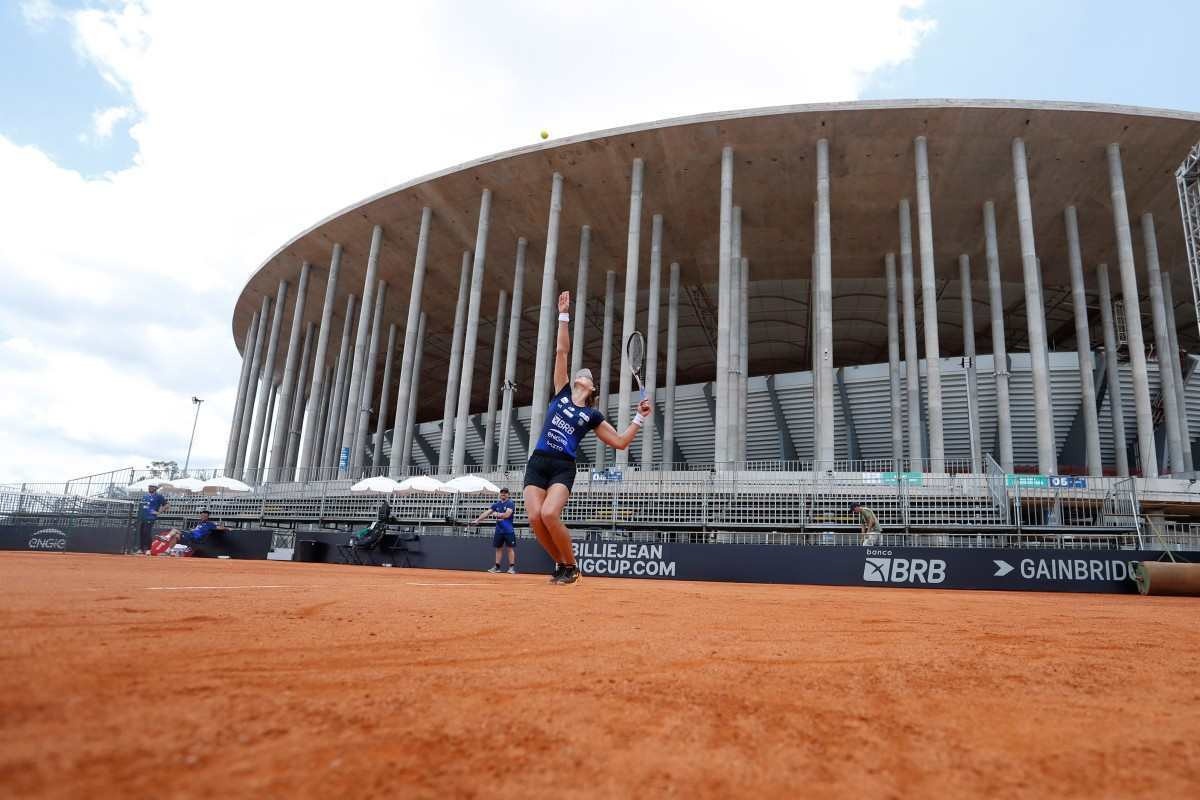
[6,99,1200,797]
[190,100,1200,542]
[227,99,1200,478]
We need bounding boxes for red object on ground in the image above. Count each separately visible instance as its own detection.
[148,535,172,556]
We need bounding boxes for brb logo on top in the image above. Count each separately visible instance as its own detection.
[28,528,68,551]
[862,551,946,584]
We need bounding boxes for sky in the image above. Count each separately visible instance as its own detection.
[0,0,1196,482]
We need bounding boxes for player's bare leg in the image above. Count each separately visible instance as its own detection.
[540,484,579,583]
[522,486,565,563]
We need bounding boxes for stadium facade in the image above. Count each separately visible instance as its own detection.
[222,99,1200,484]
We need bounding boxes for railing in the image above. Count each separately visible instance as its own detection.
[0,488,138,528]
[144,463,1142,539]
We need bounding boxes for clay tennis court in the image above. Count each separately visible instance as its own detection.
[1,553,1197,798]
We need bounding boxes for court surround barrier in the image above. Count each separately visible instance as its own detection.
[115,462,1150,545]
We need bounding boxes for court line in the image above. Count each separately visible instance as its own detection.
[144,584,307,591]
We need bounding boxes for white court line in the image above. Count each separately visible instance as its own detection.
[144,584,305,591]
[403,582,495,587]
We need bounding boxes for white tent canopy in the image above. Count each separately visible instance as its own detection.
[161,477,206,493]
[350,476,403,494]
[396,475,447,494]
[201,476,252,494]
[442,475,501,494]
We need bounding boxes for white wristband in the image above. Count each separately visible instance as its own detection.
[558,312,570,323]
[632,413,645,427]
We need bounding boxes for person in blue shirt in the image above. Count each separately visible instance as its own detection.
[138,485,169,553]
[155,510,228,554]
[524,291,650,585]
[472,488,517,574]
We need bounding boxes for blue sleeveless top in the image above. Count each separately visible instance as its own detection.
[532,385,606,461]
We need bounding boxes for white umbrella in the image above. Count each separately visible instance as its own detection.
[442,475,501,494]
[126,477,168,495]
[350,476,403,494]
[161,477,206,493]
[201,476,252,494]
[396,475,447,494]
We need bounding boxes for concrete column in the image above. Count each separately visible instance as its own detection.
[816,140,835,469]
[497,239,526,469]
[811,244,821,465]
[715,146,734,466]
[616,159,645,466]
[1011,138,1056,474]
[256,383,277,481]
[389,207,432,477]
[400,312,427,470]
[1063,206,1103,475]
[483,290,509,469]
[322,295,356,478]
[983,202,1013,471]
[730,208,742,465]
[739,257,749,464]
[452,189,493,473]
[959,255,982,473]
[597,270,617,468]
[311,365,333,479]
[642,214,663,469]
[570,226,591,377]
[899,199,922,467]
[1141,213,1184,473]
[1096,263,1130,476]
[914,137,944,471]
[351,280,387,476]
[438,253,472,472]
[339,225,383,476]
[267,262,311,482]
[284,321,315,479]
[529,174,564,447]
[1162,272,1193,471]
[372,323,398,470]
[664,262,680,467]
[235,296,270,478]
[224,312,259,474]
[1107,144,1157,477]
[298,243,342,477]
[884,254,903,464]
[246,279,289,483]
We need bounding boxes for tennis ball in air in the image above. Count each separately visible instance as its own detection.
[540,130,549,140]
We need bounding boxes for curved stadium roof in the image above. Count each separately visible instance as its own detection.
[232,99,1200,431]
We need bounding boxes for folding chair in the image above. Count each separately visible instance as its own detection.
[336,521,387,566]
[383,526,422,568]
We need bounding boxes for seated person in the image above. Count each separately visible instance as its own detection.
[151,510,229,556]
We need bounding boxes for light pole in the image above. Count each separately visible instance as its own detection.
[183,396,204,475]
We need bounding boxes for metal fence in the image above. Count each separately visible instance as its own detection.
[142,463,1141,539]
[0,488,138,529]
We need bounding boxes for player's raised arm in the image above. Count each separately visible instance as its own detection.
[553,291,570,393]
[594,398,652,451]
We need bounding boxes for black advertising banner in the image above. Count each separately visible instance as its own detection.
[292,529,1194,595]
[0,525,130,554]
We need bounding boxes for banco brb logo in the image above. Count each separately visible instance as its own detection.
[863,554,946,584]
[29,528,68,551]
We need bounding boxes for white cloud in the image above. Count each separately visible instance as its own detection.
[0,0,934,482]
[89,105,135,140]
[20,0,58,29]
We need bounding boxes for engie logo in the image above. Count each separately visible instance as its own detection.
[863,552,946,584]
[28,528,68,551]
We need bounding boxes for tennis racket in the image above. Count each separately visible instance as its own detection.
[626,331,646,400]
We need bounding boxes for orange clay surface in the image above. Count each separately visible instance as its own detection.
[1,552,1199,799]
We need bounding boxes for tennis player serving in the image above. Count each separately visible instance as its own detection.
[525,290,651,585]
